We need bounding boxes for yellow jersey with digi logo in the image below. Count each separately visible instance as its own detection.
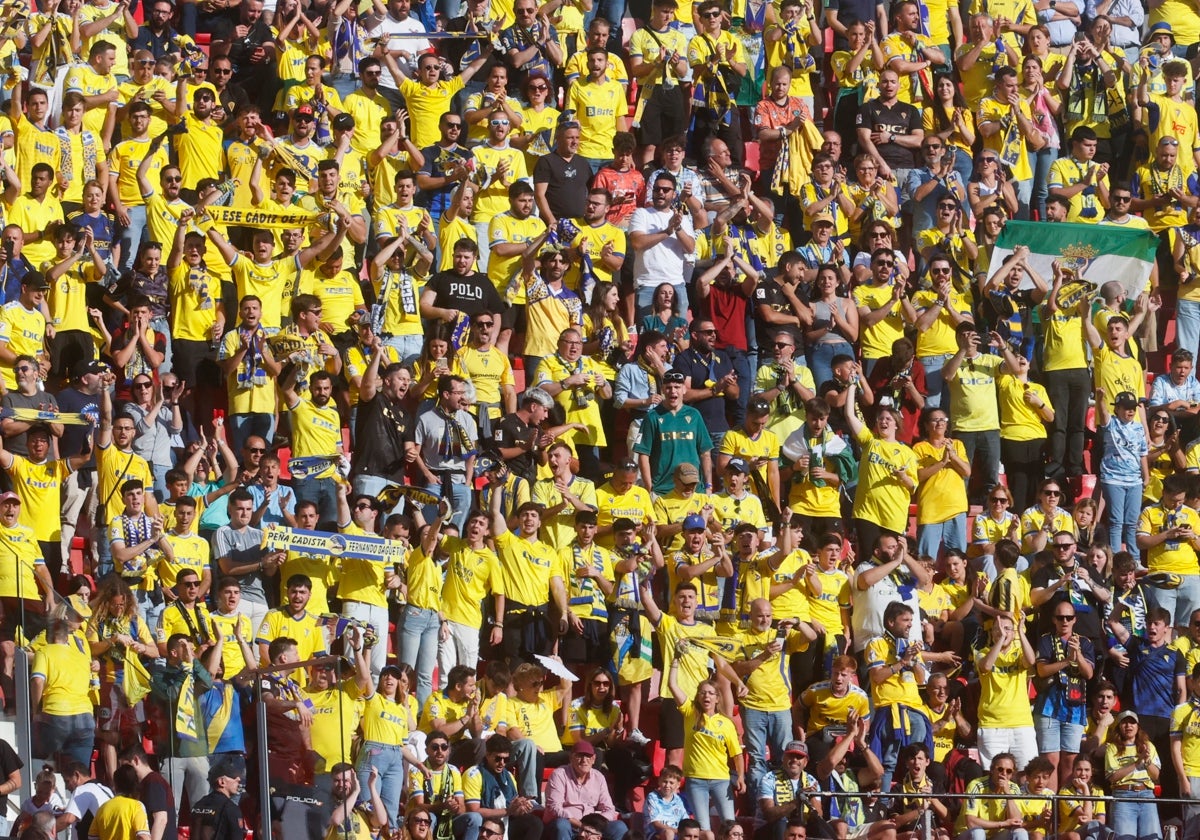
[678,698,742,780]
[110,139,168,208]
[439,536,503,628]
[975,638,1034,727]
[6,455,69,543]
[655,614,716,700]
[799,565,850,634]
[0,303,47,391]
[159,531,210,590]
[486,212,545,304]
[533,476,598,551]
[307,680,363,771]
[473,146,529,226]
[288,397,341,471]
[168,262,222,342]
[709,492,766,533]
[495,529,559,607]
[117,78,175,138]
[175,112,226,191]
[851,428,918,534]
[852,282,905,360]
[418,689,472,737]
[361,691,413,745]
[62,65,118,136]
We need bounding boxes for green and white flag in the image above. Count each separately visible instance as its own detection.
[986,221,1160,304]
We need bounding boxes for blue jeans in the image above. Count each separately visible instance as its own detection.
[919,353,953,410]
[686,777,735,831]
[357,742,405,828]
[1014,177,1034,220]
[1102,482,1142,554]
[1033,714,1085,753]
[383,333,423,365]
[549,818,629,840]
[119,204,148,273]
[583,0,626,36]
[1110,789,1160,840]
[229,413,275,454]
[725,346,751,427]
[581,157,609,176]
[293,475,339,528]
[1030,146,1056,220]
[876,708,928,792]
[151,315,173,374]
[807,341,853,394]
[36,713,95,767]
[917,513,967,559]
[956,429,1001,495]
[1146,572,1200,628]
[423,480,472,531]
[1178,299,1200,360]
[742,708,791,795]
[398,605,440,707]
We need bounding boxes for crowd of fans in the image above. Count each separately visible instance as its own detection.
[6,0,1200,838]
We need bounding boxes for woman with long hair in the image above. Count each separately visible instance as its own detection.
[352,658,429,829]
[583,281,631,381]
[1143,409,1185,504]
[639,282,690,359]
[914,407,970,560]
[805,264,859,390]
[88,576,157,782]
[565,666,622,751]
[973,206,1008,277]
[924,73,976,186]
[411,324,463,412]
[851,221,908,286]
[1104,710,1160,840]
[1022,55,1062,220]
[1058,756,1108,840]
[967,151,1019,220]
[666,664,744,840]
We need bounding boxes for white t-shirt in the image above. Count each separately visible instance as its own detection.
[65,781,113,840]
[365,15,431,89]
[629,207,696,290]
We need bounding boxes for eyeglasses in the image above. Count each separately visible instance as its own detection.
[930,417,948,424]
[428,743,449,751]
[354,502,373,510]
[181,580,201,588]
[930,266,952,274]
[411,818,432,826]
[210,66,233,74]
[995,767,1016,775]
[164,175,183,183]
[13,365,34,373]
[1043,489,1062,497]
[1054,615,1076,622]
[773,342,793,349]
[490,118,511,126]
[561,339,583,346]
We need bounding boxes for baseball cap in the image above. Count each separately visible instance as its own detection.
[784,740,809,756]
[20,271,50,291]
[1114,391,1139,409]
[572,740,596,756]
[811,211,835,227]
[71,359,106,379]
[293,104,316,119]
[332,113,355,131]
[682,513,706,532]
[475,454,499,474]
[1116,710,1139,724]
[725,457,749,474]
[0,492,20,504]
[674,463,700,484]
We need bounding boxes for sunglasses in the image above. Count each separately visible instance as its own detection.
[773,342,793,349]
[989,497,1010,504]
[653,186,675,193]
[411,818,432,826]
[246,447,267,454]
[133,382,153,389]
[702,10,722,16]
[428,743,449,751]
[1055,543,1076,549]
[490,118,510,126]
[529,84,548,91]
[444,122,463,129]
[874,260,895,267]
[1044,489,1062,496]
[1153,415,1170,422]
[1054,615,1076,621]
[164,176,183,183]
[1112,195,1131,201]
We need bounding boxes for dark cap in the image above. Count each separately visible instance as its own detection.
[20,271,50,291]
[293,104,316,118]
[1114,391,1139,409]
[71,359,106,379]
[572,740,596,756]
[784,740,809,756]
[682,513,706,531]
[725,457,749,474]
[332,113,355,131]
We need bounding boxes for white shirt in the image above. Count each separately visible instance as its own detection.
[629,207,696,289]
[65,781,113,840]
[365,15,431,88]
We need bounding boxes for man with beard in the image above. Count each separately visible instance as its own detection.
[565,189,624,298]
[493,388,555,485]
[342,58,390,160]
[211,0,278,110]
[534,122,588,231]
[266,105,324,188]
[349,332,415,504]
[325,762,387,839]
[8,85,61,196]
[421,239,506,342]
[172,81,225,202]
[630,173,697,320]
[0,225,34,303]
[137,153,192,259]
[281,369,343,529]
[488,183,548,354]
[417,114,477,230]
[457,310,516,441]
[414,375,478,530]
[111,101,168,274]
[57,360,104,553]
[218,297,282,451]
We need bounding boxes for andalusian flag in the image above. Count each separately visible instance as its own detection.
[986,221,1159,302]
